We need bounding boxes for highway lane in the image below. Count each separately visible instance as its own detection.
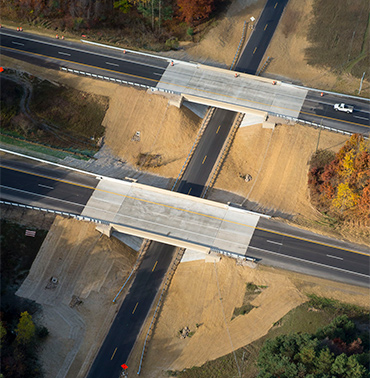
[177,108,237,196]
[0,153,97,213]
[0,29,168,86]
[87,242,175,378]
[237,0,289,75]
[299,90,370,134]
[1,28,369,136]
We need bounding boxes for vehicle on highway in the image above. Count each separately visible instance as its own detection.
[334,103,354,113]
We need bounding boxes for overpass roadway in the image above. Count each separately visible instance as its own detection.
[1,151,369,289]
[1,29,369,136]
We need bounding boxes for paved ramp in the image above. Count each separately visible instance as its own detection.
[81,178,261,255]
[157,63,308,118]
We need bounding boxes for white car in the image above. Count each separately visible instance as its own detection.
[334,103,354,113]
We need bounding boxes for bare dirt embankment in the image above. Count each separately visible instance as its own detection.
[211,124,370,245]
[126,256,370,377]
[262,0,370,96]
[1,55,201,179]
[16,216,137,378]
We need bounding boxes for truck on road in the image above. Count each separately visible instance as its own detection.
[334,103,354,113]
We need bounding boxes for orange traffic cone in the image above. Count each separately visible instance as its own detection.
[17,27,20,31]
[20,27,23,31]
[171,61,174,66]
[61,35,64,40]
[123,49,126,54]
[56,34,59,39]
[320,92,324,97]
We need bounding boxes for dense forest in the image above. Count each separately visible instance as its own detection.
[1,0,227,49]
[308,134,370,224]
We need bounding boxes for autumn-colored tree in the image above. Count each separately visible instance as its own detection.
[177,0,215,24]
[15,312,36,345]
[308,134,370,221]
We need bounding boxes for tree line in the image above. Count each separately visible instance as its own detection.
[308,134,370,223]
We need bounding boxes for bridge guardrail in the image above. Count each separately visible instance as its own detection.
[0,200,109,224]
[60,67,180,96]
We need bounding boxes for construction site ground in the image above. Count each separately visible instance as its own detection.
[15,216,137,378]
[3,1,369,375]
[126,256,370,377]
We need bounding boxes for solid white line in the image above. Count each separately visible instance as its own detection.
[267,240,282,246]
[38,184,54,190]
[0,185,85,208]
[58,51,71,56]
[327,254,343,260]
[105,61,119,67]
[248,245,369,278]
[153,72,163,76]
[12,41,24,46]
[354,116,368,120]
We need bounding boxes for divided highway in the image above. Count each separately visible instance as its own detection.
[0,29,168,86]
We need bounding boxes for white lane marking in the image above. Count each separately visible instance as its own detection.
[248,245,369,278]
[0,185,85,208]
[38,184,54,190]
[267,240,282,246]
[327,254,343,260]
[153,72,163,76]
[0,31,165,70]
[105,62,119,67]
[58,51,71,56]
[12,41,24,46]
[354,116,368,120]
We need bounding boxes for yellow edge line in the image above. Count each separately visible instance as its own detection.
[1,164,369,257]
[3,46,369,130]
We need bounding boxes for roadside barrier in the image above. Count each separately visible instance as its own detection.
[201,112,244,198]
[171,107,215,191]
[60,67,179,96]
[0,200,108,224]
[137,248,186,375]
[230,21,247,70]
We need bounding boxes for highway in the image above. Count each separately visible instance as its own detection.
[0,29,168,86]
[1,6,369,376]
[237,0,289,74]
[299,90,370,134]
[177,108,237,196]
[87,242,175,378]
[1,28,369,136]
[1,152,369,289]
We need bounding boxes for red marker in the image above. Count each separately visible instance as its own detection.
[121,364,128,369]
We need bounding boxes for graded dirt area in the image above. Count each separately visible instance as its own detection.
[1,55,201,179]
[180,0,267,67]
[16,216,137,378]
[213,123,348,219]
[262,0,370,96]
[126,256,369,377]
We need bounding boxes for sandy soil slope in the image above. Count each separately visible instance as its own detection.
[16,217,137,378]
[262,0,369,96]
[126,256,369,377]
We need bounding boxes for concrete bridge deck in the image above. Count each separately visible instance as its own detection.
[81,178,263,255]
[156,62,308,119]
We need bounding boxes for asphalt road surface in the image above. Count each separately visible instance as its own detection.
[0,29,168,86]
[236,0,289,75]
[299,90,370,135]
[87,242,175,378]
[0,153,97,213]
[177,108,237,197]
[248,218,370,288]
